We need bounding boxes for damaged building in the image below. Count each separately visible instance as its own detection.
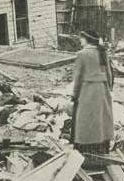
[0,0,112,50]
[0,0,57,48]
[56,0,112,51]
[0,1,124,181]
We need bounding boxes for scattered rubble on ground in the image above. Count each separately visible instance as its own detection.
[0,78,75,179]
[0,74,123,180]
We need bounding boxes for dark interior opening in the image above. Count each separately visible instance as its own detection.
[15,0,29,40]
[0,14,9,45]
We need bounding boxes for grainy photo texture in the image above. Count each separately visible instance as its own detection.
[0,0,123,180]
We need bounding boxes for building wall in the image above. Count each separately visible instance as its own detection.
[0,0,57,48]
[0,0,15,45]
[28,0,57,48]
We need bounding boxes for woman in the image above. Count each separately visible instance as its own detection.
[71,30,114,155]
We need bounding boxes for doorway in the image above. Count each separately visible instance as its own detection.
[0,14,9,45]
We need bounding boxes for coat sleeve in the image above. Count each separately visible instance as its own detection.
[73,51,85,100]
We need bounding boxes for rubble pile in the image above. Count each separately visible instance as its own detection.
[0,77,123,179]
[113,41,124,77]
[0,80,75,179]
[111,41,124,151]
[112,84,124,151]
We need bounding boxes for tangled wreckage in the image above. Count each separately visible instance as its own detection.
[0,72,123,181]
[0,79,84,181]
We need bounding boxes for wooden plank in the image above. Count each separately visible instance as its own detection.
[0,55,76,70]
[0,58,45,70]
[14,152,66,181]
[87,170,105,176]
[14,150,84,181]
[77,168,93,181]
[43,56,76,69]
[54,150,84,181]
[83,153,124,166]
[107,165,124,181]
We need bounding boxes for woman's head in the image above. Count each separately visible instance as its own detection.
[80,30,99,47]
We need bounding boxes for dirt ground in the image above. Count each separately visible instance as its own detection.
[0,59,123,115]
[0,63,74,98]
[0,48,75,65]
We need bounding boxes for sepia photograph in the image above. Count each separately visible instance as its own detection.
[0,0,124,180]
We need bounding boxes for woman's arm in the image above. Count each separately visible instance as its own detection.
[73,52,85,100]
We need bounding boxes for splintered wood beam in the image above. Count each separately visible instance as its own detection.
[77,168,93,181]
[14,152,66,181]
[87,170,105,176]
[107,165,124,181]
[54,150,84,181]
[14,150,84,181]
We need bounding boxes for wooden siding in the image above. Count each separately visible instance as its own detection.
[28,0,57,48]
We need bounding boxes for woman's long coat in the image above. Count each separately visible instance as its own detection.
[72,45,114,144]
